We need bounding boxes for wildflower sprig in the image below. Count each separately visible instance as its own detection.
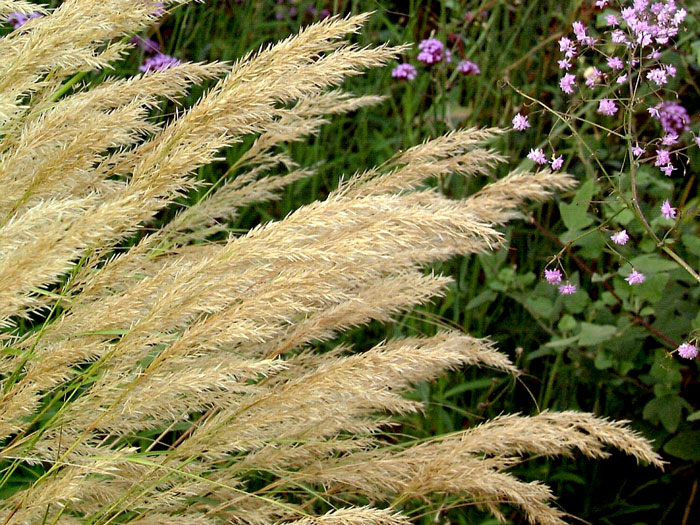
[511,1,699,366]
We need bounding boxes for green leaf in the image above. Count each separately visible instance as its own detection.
[544,335,580,348]
[691,40,700,65]
[682,233,700,257]
[527,295,554,320]
[578,322,617,346]
[627,254,678,274]
[663,431,700,461]
[635,273,669,303]
[465,290,497,310]
[687,410,700,422]
[573,229,605,259]
[643,395,684,433]
[443,378,495,398]
[594,350,614,370]
[649,349,681,387]
[557,314,577,332]
[561,287,589,314]
[559,179,595,231]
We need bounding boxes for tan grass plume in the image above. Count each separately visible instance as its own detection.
[0,2,661,524]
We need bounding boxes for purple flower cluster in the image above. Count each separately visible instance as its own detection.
[139,53,181,73]
[651,101,690,134]
[130,36,161,54]
[512,113,530,131]
[619,0,686,47]
[391,63,417,81]
[392,38,479,83]
[597,98,618,116]
[611,230,629,245]
[625,269,646,285]
[6,11,42,29]
[544,269,577,295]
[677,342,698,360]
[660,199,676,220]
[457,60,480,75]
[556,0,686,98]
[417,38,445,65]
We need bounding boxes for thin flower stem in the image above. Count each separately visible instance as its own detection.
[530,216,680,349]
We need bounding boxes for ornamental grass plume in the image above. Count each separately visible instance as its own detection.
[0,1,662,524]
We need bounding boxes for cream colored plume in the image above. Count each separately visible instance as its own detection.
[0,2,660,524]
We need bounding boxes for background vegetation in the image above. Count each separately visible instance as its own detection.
[2,0,699,523]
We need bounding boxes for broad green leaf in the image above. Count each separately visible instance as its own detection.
[663,431,700,461]
[643,395,683,433]
[573,230,605,259]
[691,40,700,65]
[559,179,595,231]
[527,296,554,320]
[635,273,669,303]
[561,287,589,314]
[594,350,614,370]
[682,233,700,257]
[557,314,577,332]
[628,254,678,274]
[578,322,617,346]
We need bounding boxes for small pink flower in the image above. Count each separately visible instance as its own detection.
[660,199,676,220]
[560,73,576,94]
[611,230,629,245]
[611,29,626,43]
[572,21,587,42]
[625,269,646,285]
[661,133,678,146]
[550,155,564,170]
[598,99,618,116]
[417,38,445,65]
[585,67,603,87]
[391,63,417,81]
[544,269,563,284]
[559,283,577,295]
[677,342,698,360]
[558,59,572,70]
[512,113,530,131]
[457,60,480,75]
[606,14,619,26]
[632,144,645,157]
[607,57,624,70]
[660,164,675,177]
[654,149,671,166]
[558,36,574,53]
[647,68,668,86]
[695,136,700,148]
[527,148,547,165]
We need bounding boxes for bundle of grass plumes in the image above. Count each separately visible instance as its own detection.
[0,1,661,524]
